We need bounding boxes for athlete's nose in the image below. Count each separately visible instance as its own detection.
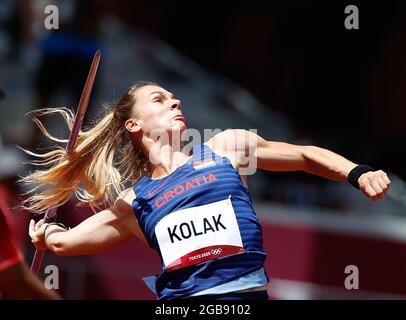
[170,99,182,110]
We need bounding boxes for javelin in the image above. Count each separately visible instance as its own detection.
[30,50,101,274]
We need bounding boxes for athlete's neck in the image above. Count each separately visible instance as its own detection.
[144,139,191,179]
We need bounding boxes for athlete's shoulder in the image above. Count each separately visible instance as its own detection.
[206,129,256,157]
[206,129,234,153]
[207,129,255,146]
[208,128,236,142]
[205,130,240,168]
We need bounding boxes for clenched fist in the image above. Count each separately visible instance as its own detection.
[358,170,391,201]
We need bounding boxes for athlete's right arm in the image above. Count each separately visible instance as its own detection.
[29,189,147,256]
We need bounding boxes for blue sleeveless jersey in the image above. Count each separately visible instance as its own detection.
[132,144,267,300]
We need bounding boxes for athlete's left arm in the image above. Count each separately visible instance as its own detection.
[212,129,391,201]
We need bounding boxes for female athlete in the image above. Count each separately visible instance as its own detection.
[26,82,391,300]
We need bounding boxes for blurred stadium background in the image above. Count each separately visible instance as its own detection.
[1,0,406,299]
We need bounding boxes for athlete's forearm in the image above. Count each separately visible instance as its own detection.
[45,226,70,256]
[44,206,138,256]
[301,146,357,181]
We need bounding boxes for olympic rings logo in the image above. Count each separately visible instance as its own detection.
[210,248,223,255]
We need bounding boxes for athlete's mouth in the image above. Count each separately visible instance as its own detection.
[173,115,185,122]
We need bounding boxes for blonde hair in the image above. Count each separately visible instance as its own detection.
[20,82,159,214]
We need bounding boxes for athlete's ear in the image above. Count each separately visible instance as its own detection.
[125,117,141,133]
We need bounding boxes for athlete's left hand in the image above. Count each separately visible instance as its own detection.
[358,170,391,201]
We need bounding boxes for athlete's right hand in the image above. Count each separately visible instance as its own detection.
[29,219,48,250]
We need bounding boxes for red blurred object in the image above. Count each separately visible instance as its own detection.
[0,187,24,272]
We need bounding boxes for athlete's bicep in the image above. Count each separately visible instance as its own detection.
[52,206,133,256]
[256,140,307,172]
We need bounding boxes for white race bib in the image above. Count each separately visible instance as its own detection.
[155,197,245,271]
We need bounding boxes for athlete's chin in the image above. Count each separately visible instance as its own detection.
[169,123,187,133]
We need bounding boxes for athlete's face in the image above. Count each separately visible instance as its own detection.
[129,85,186,136]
